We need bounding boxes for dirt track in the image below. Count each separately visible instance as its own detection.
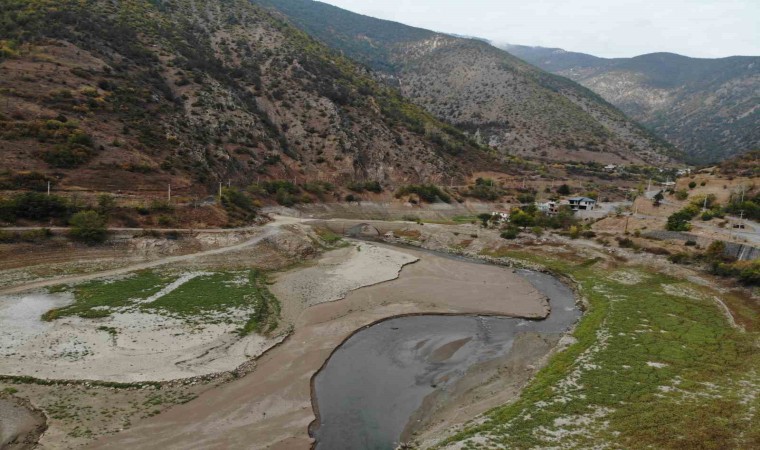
[0,219,293,296]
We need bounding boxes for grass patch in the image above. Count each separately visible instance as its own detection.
[441,250,759,449]
[314,227,343,245]
[140,270,280,335]
[42,270,281,336]
[43,271,173,321]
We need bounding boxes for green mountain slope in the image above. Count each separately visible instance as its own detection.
[504,44,760,163]
[257,0,679,165]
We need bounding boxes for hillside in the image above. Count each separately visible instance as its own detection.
[0,0,500,198]
[256,0,678,165]
[503,44,760,163]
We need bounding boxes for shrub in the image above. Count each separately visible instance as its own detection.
[674,190,689,201]
[617,237,637,249]
[688,181,697,189]
[8,192,69,220]
[666,209,695,231]
[395,184,450,203]
[557,184,571,195]
[69,210,107,244]
[347,180,382,193]
[42,143,95,168]
[500,227,519,240]
[509,209,534,228]
[668,253,691,264]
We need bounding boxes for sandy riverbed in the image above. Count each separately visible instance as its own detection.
[87,243,548,450]
[0,395,46,449]
[0,290,285,382]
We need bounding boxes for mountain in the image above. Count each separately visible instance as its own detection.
[502,44,760,163]
[256,0,678,166]
[0,0,500,195]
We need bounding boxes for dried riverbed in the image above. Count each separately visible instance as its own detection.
[311,270,580,449]
[87,242,554,449]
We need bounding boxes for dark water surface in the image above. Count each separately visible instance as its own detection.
[312,270,581,450]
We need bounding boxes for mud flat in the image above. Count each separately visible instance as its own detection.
[311,270,580,449]
[88,243,548,449]
[0,395,46,449]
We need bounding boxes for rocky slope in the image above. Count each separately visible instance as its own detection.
[257,0,678,165]
[503,45,760,163]
[0,0,498,196]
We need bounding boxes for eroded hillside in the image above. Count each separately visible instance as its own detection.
[0,0,498,195]
[257,0,678,165]
[504,45,760,163]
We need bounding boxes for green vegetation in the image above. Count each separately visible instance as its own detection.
[665,208,695,231]
[0,192,70,222]
[0,228,52,243]
[42,269,281,334]
[446,251,759,449]
[68,210,107,244]
[462,178,505,201]
[43,271,172,320]
[220,187,257,226]
[395,184,451,203]
[313,227,343,245]
[347,180,383,194]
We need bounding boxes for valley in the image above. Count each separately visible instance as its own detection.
[0,1,757,449]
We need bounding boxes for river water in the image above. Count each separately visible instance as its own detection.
[311,269,581,450]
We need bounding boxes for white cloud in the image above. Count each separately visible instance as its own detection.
[318,0,760,58]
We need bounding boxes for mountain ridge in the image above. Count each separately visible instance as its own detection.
[502,43,760,163]
[256,0,679,166]
[0,0,506,196]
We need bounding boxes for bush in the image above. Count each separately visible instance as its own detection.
[7,192,69,220]
[557,184,571,195]
[500,227,519,240]
[347,180,382,193]
[395,184,450,203]
[666,209,695,231]
[617,237,637,249]
[69,210,107,244]
[688,181,697,189]
[674,190,689,201]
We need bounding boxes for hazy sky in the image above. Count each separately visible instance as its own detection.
[318,0,759,58]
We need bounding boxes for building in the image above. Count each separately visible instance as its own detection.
[491,211,510,222]
[567,197,596,211]
[537,201,560,215]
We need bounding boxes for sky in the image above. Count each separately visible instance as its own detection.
[318,0,760,58]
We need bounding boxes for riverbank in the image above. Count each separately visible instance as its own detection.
[0,394,46,449]
[86,242,550,449]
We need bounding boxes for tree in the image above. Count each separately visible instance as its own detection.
[510,209,534,228]
[97,193,116,215]
[557,184,571,195]
[665,210,693,232]
[653,191,664,206]
[69,210,107,244]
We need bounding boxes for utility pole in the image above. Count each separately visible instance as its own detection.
[218,181,222,199]
[47,181,50,196]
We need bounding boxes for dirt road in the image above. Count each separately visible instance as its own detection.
[0,217,300,296]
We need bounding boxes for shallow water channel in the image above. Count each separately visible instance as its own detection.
[311,269,581,450]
